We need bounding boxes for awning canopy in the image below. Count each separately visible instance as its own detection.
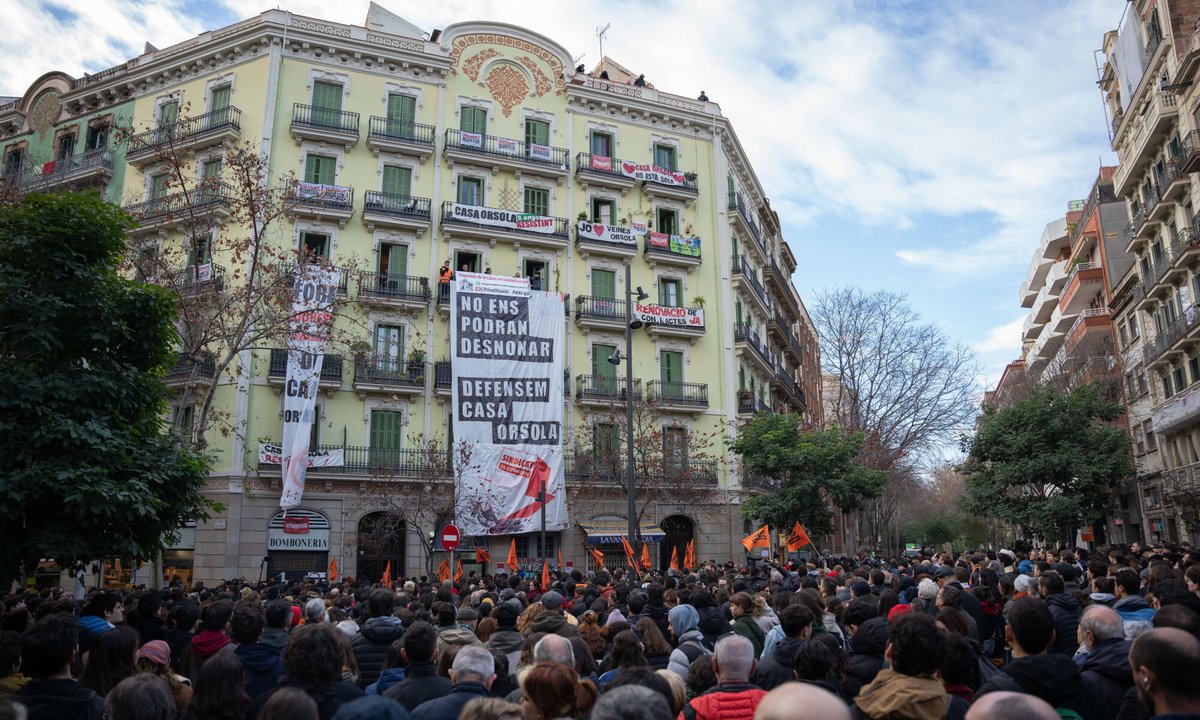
[579,521,665,546]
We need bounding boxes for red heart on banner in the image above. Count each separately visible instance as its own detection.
[595,225,605,236]
[621,162,636,174]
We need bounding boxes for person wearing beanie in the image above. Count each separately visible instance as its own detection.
[485,604,524,674]
[521,592,577,639]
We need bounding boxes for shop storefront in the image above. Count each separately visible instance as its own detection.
[266,507,330,582]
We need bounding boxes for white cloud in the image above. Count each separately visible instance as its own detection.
[971,316,1026,355]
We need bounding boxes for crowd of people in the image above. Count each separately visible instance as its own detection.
[1,542,1200,720]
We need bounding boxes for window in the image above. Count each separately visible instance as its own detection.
[187,232,212,267]
[379,243,408,279]
[309,402,322,449]
[590,131,613,158]
[1145,421,1158,451]
[174,405,196,443]
[1174,366,1187,394]
[1130,313,1141,340]
[523,186,549,216]
[663,427,688,467]
[591,269,616,299]
[738,365,746,391]
[1137,370,1149,396]
[660,350,683,389]
[592,342,618,395]
[1151,241,1165,266]
[524,119,550,148]
[3,147,22,179]
[57,133,75,160]
[523,259,547,289]
[85,124,108,151]
[1126,372,1137,401]
[304,154,336,186]
[382,166,412,198]
[1135,425,1146,455]
[1191,355,1200,385]
[590,197,614,224]
[460,107,487,135]
[369,410,403,465]
[311,82,343,126]
[457,176,483,205]
[387,94,416,133]
[301,231,330,260]
[1118,322,1129,349]
[158,101,179,128]
[594,422,620,456]
[656,208,679,235]
[150,174,170,200]
[453,251,481,274]
[201,158,221,181]
[1163,373,1175,399]
[653,144,677,171]
[373,324,405,371]
[658,277,681,307]
[735,301,743,327]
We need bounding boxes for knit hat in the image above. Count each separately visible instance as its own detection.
[1014,575,1034,594]
[607,609,626,625]
[851,581,871,597]
[1017,560,1033,575]
[541,591,564,610]
[887,604,913,623]
[137,640,171,667]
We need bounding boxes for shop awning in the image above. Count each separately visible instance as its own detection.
[579,521,665,546]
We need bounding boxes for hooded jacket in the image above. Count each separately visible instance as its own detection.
[976,653,1104,719]
[730,613,765,658]
[752,636,804,691]
[1114,596,1155,639]
[351,616,405,688]
[235,641,285,701]
[851,669,955,720]
[486,628,524,676]
[523,611,578,638]
[17,678,105,720]
[260,627,290,654]
[668,605,711,680]
[1080,638,1134,718]
[1046,593,1083,655]
[846,617,889,695]
[186,629,235,677]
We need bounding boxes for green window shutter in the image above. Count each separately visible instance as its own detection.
[590,132,611,157]
[660,350,683,384]
[731,236,739,263]
[654,144,676,170]
[384,244,408,278]
[735,301,743,327]
[210,86,231,111]
[523,187,549,216]
[382,166,411,198]
[373,325,405,369]
[312,82,342,111]
[460,107,487,134]
[202,159,221,179]
[370,410,403,451]
[592,269,616,299]
[309,403,321,448]
[727,174,735,196]
[457,177,482,205]
[151,174,169,200]
[387,94,416,126]
[592,343,617,379]
[739,366,746,391]
[158,101,178,127]
[525,119,550,147]
[304,155,335,185]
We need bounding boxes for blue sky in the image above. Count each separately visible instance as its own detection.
[1,0,1127,387]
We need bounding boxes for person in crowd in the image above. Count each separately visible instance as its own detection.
[383,622,449,711]
[964,691,1059,720]
[936,586,978,642]
[851,611,967,720]
[250,624,362,720]
[190,651,251,720]
[1113,569,1156,640]
[633,74,646,87]
[1128,627,1200,719]
[697,90,709,102]
[164,601,200,673]
[754,682,851,720]
[591,685,671,720]
[411,645,494,720]
[596,631,647,689]
[363,640,404,697]
[667,605,710,680]
[260,602,291,655]
[130,592,167,645]
[79,625,138,696]
[484,604,522,676]
[635,618,673,670]
[678,634,765,720]
[16,613,105,720]
[187,600,235,678]
[458,697,521,720]
[256,687,317,720]
[135,640,192,711]
[78,593,122,650]
[729,593,766,658]
[0,631,29,697]
[230,602,284,701]
[519,661,596,720]
[1075,605,1133,717]
[351,590,405,689]
[104,674,175,720]
[753,605,813,692]
[844,605,887,694]
[1038,571,1082,656]
[522,593,576,638]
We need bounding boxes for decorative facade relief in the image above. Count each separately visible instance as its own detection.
[484,65,530,117]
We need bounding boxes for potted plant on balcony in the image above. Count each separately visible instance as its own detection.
[737,388,753,412]
[407,348,427,382]
[692,295,706,309]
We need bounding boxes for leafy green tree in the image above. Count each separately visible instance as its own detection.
[734,414,885,538]
[0,191,215,582]
[960,382,1132,545]
[902,516,959,548]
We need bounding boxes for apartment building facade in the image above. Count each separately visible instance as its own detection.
[0,7,820,585]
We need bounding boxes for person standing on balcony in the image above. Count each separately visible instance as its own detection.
[633,74,646,87]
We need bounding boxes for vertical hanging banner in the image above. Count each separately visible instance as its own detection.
[451,272,566,535]
[280,265,341,509]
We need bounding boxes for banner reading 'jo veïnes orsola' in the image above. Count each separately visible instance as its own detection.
[450,272,566,535]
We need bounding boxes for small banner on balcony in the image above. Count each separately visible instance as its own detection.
[648,232,700,257]
[446,203,558,234]
[633,302,704,328]
[619,161,686,186]
[496,137,519,155]
[528,143,553,162]
[589,155,613,172]
[259,443,345,468]
[451,272,567,536]
[576,221,637,247]
[296,182,350,206]
[279,265,341,510]
[459,131,483,148]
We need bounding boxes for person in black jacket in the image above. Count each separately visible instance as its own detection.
[230,602,284,701]
[643,583,672,644]
[845,612,888,695]
[248,624,362,720]
[1038,571,1082,656]
[351,590,405,689]
[16,613,104,720]
[753,604,814,691]
[383,622,451,711]
[1077,605,1132,720]
[410,645,494,720]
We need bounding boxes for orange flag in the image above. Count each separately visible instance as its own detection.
[541,559,550,591]
[742,524,771,553]
[328,557,338,581]
[506,538,519,573]
[786,521,812,552]
[436,558,451,582]
[476,547,491,566]
[454,559,464,582]
[381,561,392,587]
[685,539,696,570]
[621,535,637,571]
[640,542,651,571]
[669,546,680,572]
[588,547,605,568]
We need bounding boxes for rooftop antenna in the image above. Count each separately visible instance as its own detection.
[596,23,610,62]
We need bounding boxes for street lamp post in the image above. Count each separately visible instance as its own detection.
[608,262,648,556]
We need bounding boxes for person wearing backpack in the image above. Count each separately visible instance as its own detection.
[667,605,713,681]
[752,604,814,691]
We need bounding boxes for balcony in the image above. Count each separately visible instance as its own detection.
[164,352,216,389]
[574,220,639,259]
[638,165,700,204]
[366,117,435,161]
[736,390,769,416]
[257,443,442,478]
[1063,306,1112,348]
[1022,311,1046,342]
[279,264,348,296]
[640,302,706,342]
[353,355,427,396]
[1181,131,1200,175]
[291,183,354,226]
[574,153,636,192]
[574,295,628,333]
[1153,386,1200,434]
[645,380,709,412]
[767,311,803,360]
[265,349,344,393]
[290,103,360,148]
[643,234,702,270]
[728,191,766,258]
[356,272,430,311]
[19,148,114,191]
[360,192,431,234]
[732,254,772,315]
[575,374,640,407]
[1159,160,1189,204]
[442,129,569,181]
[177,263,225,298]
[125,106,243,166]
[735,323,775,375]
[440,201,569,250]
[1141,307,1200,367]
[1113,92,1178,198]
[564,452,624,486]
[774,370,805,408]
[124,183,234,236]
[1059,262,1105,315]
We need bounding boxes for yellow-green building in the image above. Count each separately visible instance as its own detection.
[0,6,821,586]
